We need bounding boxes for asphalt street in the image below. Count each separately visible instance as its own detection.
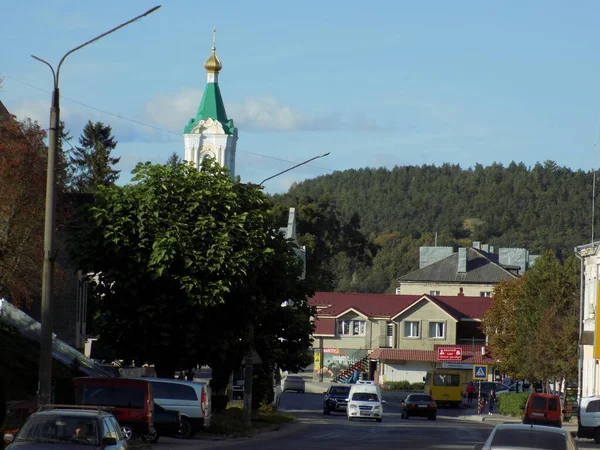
[154,384,599,449]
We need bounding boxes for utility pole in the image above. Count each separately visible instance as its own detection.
[242,323,254,426]
[240,152,331,424]
[33,5,161,408]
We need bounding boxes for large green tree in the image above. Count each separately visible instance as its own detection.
[68,121,120,193]
[483,251,579,384]
[69,160,313,379]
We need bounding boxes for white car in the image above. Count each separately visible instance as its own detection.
[578,396,600,442]
[346,384,385,422]
[473,424,577,450]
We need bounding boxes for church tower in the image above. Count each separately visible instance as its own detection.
[183,28,238,178]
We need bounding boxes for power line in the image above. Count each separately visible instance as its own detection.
[0,71,335,173]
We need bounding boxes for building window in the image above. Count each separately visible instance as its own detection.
[480,291,492,297]
[429,290,440,296]
[338,319,365,336]
[429,322,445,339]
[404,321,420,338]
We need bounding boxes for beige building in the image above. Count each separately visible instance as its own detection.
[310,292,492,384]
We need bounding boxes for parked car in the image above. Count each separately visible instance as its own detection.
[133,377,212,438]
[142,404,181,443]
[282,375,305,393]
[3,405,128,450]
[346,384,385,422]
[400,394,437,421]
[323,385,351,415]
[578,395,600,442]
[473,423,577,450]
[522,392,563,428]
[496,380,533,396]
[73,377,154,441]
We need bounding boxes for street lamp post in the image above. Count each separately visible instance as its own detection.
[260,152,330,185]
[33,5,161,408]
[241,151,331,425]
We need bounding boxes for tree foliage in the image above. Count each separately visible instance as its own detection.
[0,117,47,306]
[483,251,579,383]
[68,121,120,193]
[69,160,314,379]
[271,161,595,292]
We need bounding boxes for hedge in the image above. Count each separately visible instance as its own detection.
[497,392,529,417]
[384,381,425,391]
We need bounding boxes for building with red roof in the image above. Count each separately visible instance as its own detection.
[310,291,494,385]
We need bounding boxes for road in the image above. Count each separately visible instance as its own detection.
[154,386,599,449]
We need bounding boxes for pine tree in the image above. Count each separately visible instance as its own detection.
[69,121,120,193]
[166,152,181,168]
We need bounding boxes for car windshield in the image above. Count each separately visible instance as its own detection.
[287,376,302,381]
[408,395,434,402]
[491,429,566,450]
[16,416,99,446]
[329,387,350,395]
[352,393,379,402]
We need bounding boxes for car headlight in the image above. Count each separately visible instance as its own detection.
[372,405,381,410]
[349,404,358,409]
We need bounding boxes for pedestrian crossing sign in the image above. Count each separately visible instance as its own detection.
[473,365,488,380]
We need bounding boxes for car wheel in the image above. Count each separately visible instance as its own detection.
[428,415,436,421]
[376,418,382,423]
[142,429,159,443]
[347,416,352,421]
[120,425,133,441]
[594,427,600,444]
[176,417,194,439]
[323,408,331,415]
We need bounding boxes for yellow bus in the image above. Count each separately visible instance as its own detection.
[424,370,462,407]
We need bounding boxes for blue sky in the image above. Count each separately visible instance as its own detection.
[3,1,600,193]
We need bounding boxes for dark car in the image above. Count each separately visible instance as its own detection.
[401,394,437,420]
[468,381,509,399]
[323,385,352,415]
[142,404,181,443]
[3,405,127,450]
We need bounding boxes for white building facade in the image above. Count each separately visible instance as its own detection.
[576,243,600,399]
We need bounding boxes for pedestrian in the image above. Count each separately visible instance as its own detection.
[478,396,486,415]
[466,382,476,404]
[488,389,497,415]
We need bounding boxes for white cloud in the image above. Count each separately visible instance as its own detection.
[141,88,337,133]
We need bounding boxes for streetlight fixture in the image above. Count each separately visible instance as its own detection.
[33,5,161,408]
[259,152,330,185]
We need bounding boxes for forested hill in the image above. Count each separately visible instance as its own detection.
[274,161,596,258]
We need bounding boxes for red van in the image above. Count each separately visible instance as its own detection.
[522,392,563,428]
[73,377,154,440]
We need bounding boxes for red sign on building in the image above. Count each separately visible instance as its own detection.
[437,347,462,361]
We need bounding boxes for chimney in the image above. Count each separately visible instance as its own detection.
[482,244,489,253]
[458,287,464,296]
[458,247,467,273]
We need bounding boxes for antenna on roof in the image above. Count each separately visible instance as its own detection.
[593,117,600,244]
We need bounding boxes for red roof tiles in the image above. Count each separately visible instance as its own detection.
[309,292,490,320]
[313,317,335,336]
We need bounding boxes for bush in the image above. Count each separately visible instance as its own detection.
[211,395,228,414]
[384,381,425,391]
[410,382,425,391]
[498,392,529,417]
[206,405,295,437]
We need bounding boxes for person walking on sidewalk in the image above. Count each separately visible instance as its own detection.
[488,389,497,415]
[466,382,476,404]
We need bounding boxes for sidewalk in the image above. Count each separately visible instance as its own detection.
[456,412,578,434]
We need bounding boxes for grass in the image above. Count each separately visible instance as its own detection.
[206,404,296,437]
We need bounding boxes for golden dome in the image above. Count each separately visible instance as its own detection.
[204,47,222,73]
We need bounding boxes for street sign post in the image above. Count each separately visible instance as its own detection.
[437,347,463,361]
[473,365,488,380]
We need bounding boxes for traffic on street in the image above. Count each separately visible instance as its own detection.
[151,381,599,450]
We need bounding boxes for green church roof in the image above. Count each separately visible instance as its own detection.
[184,82,235,135]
